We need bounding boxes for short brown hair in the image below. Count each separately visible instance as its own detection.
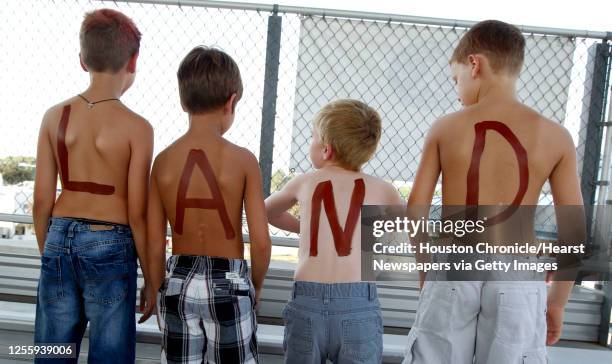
[79,9,141,73]
[313,99,382,171]
[450,20,525,75]
[177,47,243,114]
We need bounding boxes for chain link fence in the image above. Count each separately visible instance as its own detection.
[0,0,610,242]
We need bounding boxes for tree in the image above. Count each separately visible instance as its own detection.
[0,156,36,185]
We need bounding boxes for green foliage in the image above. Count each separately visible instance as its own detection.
[270,169,289,192]
[0,156,36,185]
[398,185,411,199]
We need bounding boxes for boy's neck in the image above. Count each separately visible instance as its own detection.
[187,111,229,137]
[84,72,126,100]
[318,161,359,173]
[475,75,518,105]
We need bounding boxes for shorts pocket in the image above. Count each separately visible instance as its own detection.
[418,282,457,332]
[38,256,62,303]
[78,248,128,280]
[282,306,313,355]
[494,288,541,343]
[79,249,131,305]
[211,277,251,297]
[341,313,383,362]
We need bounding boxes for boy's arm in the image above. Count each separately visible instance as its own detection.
[265,176,301,233]
[408,122,442,287]
[547,127,585,345]
[267,212,300,233]
[243,151,272,302]
[33,111,57,254]
[127,121,154,283]
[146,158,167,294]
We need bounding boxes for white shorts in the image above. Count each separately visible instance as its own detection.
[402,280,547,364]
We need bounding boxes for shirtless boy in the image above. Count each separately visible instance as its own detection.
[32,9,153,362]
[146,46,271,363]
[266,99,404,363]
[404,20,584,364]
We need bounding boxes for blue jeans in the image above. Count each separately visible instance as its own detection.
[34,217,138,363]
[282,281,383,364]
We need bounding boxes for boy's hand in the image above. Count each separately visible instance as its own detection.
[546,304,564,345]
[418,271,426,291]
[138,285,157,323]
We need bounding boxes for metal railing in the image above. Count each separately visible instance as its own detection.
[0,0,611,345]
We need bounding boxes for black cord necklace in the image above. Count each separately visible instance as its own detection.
[78,94,120,109]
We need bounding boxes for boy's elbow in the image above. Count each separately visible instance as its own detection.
[32,196,53,216]
[249,237,272,254]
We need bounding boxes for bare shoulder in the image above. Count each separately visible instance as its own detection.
[280,171,314,196]
[151,147,170,174]
[41,97,79,129]
[233,145,260,172]
[120,108,153,137]
[427,110,466,138]
[362,174,402,204]
[523,105,574,147]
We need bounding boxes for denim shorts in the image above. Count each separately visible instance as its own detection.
[34,217,138,363]
[282,281,383,364]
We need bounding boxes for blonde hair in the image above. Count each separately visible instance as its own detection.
[313,99,382,171]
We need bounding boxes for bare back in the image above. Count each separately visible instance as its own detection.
[152,134,250,258]
[46,97,147,224]
[409,98,581,245]
[291,168,402,282]
[438,101,570,205]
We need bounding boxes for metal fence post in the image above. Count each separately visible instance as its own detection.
[580,41,611,247]
[259,5,282,198]
[600,280,612,346]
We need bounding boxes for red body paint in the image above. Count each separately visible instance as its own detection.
[174,149,235,238]
[466,121,528,224]
[57,105,115,195]
[309,178,365,257]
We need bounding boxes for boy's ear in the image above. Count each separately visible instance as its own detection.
[468,54,481,78]
[225,93,238,114]
[126,52,138,73]
[79,54,88,72]
[322,144,334,161]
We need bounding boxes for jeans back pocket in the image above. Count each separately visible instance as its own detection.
[341,313,383,362]
[38,256,63,303]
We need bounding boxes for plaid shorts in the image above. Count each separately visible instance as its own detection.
[157,255,259,364]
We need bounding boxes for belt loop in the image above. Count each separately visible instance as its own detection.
[368,283,377,301]
[66,221,76,238]
[323,284,331,304]
[291,284,296,299]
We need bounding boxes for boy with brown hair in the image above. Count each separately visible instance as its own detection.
[33,9,153,362]
[266,99,404,363]
[146,46,271,363]
[404,20,584,364]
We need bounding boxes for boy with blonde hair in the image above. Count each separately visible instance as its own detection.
[404,20,584,364]
[33,9,153,362]
[266,99,404,363]
[147,46,271,363]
